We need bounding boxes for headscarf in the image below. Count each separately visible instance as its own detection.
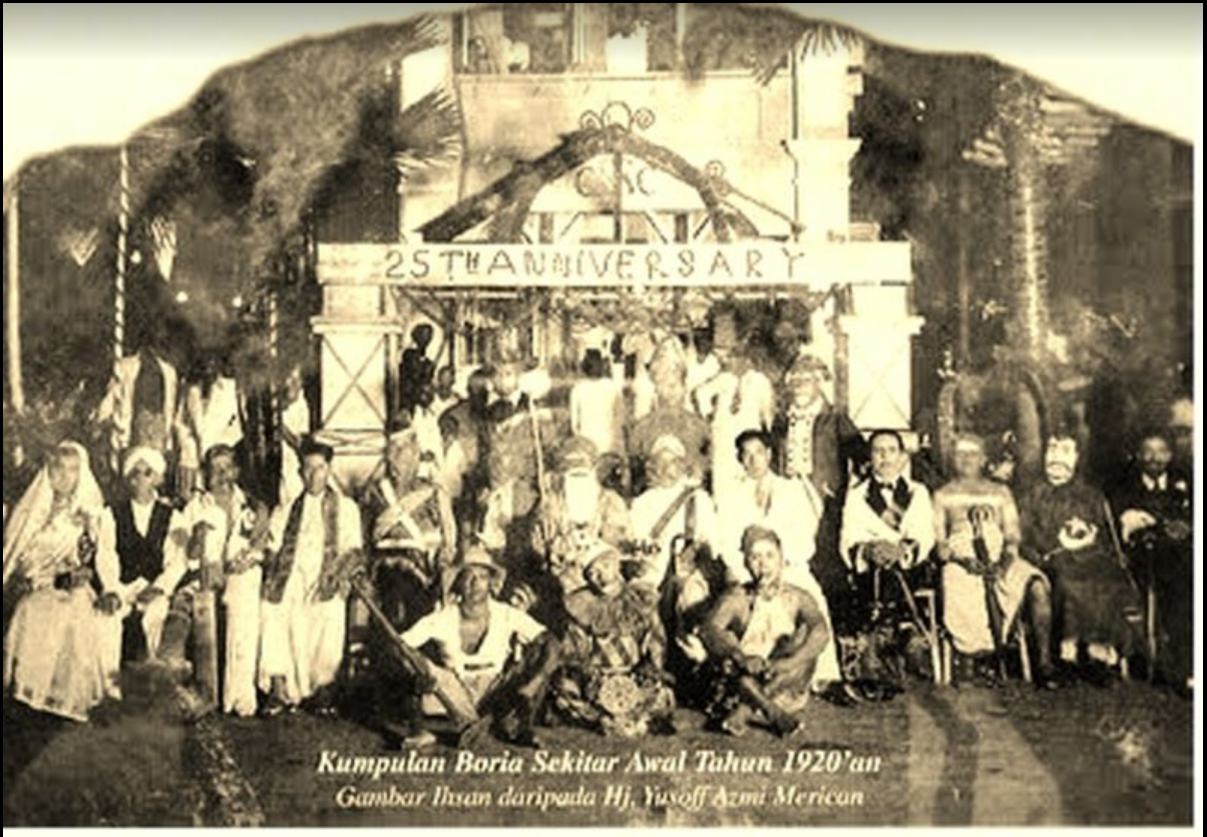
[3,441,105,585]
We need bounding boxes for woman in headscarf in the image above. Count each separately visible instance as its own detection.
[3,441,111,721]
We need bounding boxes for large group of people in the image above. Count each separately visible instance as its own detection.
[1,327,1195,748]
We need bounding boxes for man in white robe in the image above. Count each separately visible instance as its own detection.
[696,348,775,497]
[173,445,269,716]
[175,357,244,497]
[92,345,180,477]
[631,435,718,592]
[259,439,364,713]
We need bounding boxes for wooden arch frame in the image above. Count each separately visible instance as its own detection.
[418,124,760,245]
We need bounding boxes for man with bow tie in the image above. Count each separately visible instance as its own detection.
[841,430,936,578]
[837,430,935,696]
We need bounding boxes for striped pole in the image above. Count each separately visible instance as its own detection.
[268,287,280,366]
[267,285,282,497]
[5,180,25,415]
[6,179,27,468]
[115,145,130,360]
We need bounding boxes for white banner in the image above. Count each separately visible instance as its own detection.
[317,242,911,290]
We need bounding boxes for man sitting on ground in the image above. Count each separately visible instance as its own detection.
[700,525,830,738]
[552,545,675,738]
[400,548,561,747]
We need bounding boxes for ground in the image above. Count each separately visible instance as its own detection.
[2,674,1193,827]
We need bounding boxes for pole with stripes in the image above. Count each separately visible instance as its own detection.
[5,178,27,468]
[115,145,130,361]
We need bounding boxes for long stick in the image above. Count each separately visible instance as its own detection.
[1101,497,1154,674]
[348,572,478,728]
[5,181,26,469]
[526,398,554,568]
[969,511,1007,670]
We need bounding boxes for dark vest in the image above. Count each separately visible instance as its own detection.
[115,501,173,585]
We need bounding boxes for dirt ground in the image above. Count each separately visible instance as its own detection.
[3,675,1193,827]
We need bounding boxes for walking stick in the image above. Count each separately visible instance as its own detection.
[188,523,222,705]
[969,506,1008,677]
[1102,497,1154,679]
[889,565,934,645]
[526,399,554,570]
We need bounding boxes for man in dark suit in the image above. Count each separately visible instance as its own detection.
[1112,430,1192,692]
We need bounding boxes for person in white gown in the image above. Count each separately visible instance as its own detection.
[175,445,270,716]
[3,442,111,722]
[696,348,774,497]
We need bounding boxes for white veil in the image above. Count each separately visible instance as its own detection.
[2,441,105,586]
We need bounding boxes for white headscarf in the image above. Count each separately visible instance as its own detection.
[3,441,105,585]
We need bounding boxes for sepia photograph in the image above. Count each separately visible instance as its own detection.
[1,2,1200,828]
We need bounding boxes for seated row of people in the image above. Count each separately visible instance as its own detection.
[1,414,1190,740]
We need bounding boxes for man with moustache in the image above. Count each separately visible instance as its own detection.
[1112,430,1193,691]
[1021,433,1142,683]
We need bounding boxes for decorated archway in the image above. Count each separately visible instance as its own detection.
[419,102,764,246]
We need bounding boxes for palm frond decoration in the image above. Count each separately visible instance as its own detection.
[393,87,465,180]
[681,4,862,85]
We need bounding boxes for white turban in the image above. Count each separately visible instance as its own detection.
[650,434,687,461]
[123,446,167,479]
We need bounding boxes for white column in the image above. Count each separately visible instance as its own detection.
[785,42,863,243]
[785,138,862,242]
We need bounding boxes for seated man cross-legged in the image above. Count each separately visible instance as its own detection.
[400,548,561,747]
[552,544,676,738]
[701,525,831,738]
